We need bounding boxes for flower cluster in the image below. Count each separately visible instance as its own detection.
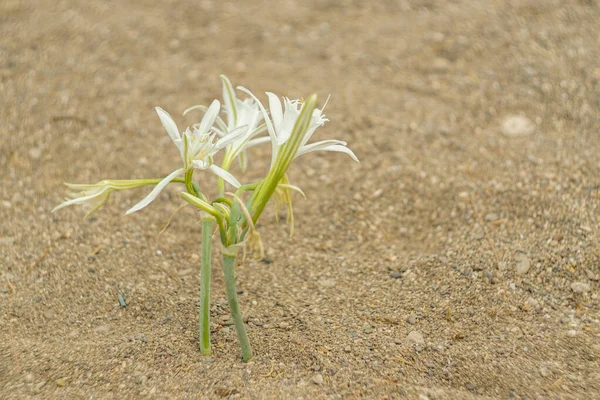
[53,75,358,361]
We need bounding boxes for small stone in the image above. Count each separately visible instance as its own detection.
[527,296,539,307]
[570,282,590,294]
[311,373,324,385]
[515,253,530,275]
[25,373,34,382]
[261,258,273,264]
[279,322,290,329]
[483,270,494,283]
[28,147,42,159]
[406,314,417,325]
[35,381,47,391]
[94,325,110,334]
[484,213,499,222]
[406,330,425,345]
[390,272,402,279]
[55,378,66,387]
[135,375,147,385]
[418,395,430,400]
[2,200,11,208]
[567,330,577,337]
[1,288,8,294]
[220,327,230,335]
[344,346,352,353]
[156,250,163,256]
[466,383,476,391]
[319,279,336,288]
[501,115,535,137]
[539,367,551,377]
[177,268,194,277]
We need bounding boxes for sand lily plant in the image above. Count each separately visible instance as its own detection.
[53,75,358,361]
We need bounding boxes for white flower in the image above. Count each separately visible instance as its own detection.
[52,184,112,218]
[237,87,359,167]
[53,180,160,218]
[184,75,269,171]
[126,102,244,215]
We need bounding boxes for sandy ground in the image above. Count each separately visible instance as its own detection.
[1,0,599,399]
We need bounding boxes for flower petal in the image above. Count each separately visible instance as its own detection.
[266,92,283,132]
[220,75,238,128]
[183,104,228,132]
[245,136,271,149]
[156,107,181,144]
[296,141,359,162]
[197,100,220,134]
[215,125,248,150]
[208,164,241,188]
[125,168,184,215]
[51,187,110,213]
[237,86,278,163]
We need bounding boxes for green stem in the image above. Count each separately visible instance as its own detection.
[223,254,252,361]
[199,217,214,355]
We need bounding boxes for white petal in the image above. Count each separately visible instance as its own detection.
[296,143,359,162]
[215,125,248,150]
[245,136,271,149]
[208,164,241,188]
[51,187,109,213]
[266,92,283,132]
[155,107,181,144]
[197,100,220,134]
[183,104,228,132]
[125,168,184,215]
[220,75,238,128]
[237,86,278,162]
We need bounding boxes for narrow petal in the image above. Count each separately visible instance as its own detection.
[197,100,220,134]
[155,107,181,144]
[183,104,228,132]
[266,92,283,132]
[208,164,241,188]
[125,168,184,214]
[220,75,238,128]
[296,142,359,162]
[237,86,278,155]
[215,125,248,150]
[51,188,109,213]
[245,136,271,149]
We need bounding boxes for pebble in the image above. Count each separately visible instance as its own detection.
[319,279,336,288]
[221,327,230,335]
[515,253,531,275]
[483,269,494,283]
[526,297,539,309]
[501,115,535,137]
[177,268,194,277]
[539,366,551,377]
[405,330,425,345]
[406,314,417,325]
[279,322,290,329]
[55,378,66,387]
[390,272,402,279]
[570,282,590,294]
[135,375,147,385]
[28,147,42,159]
[312,373,324,385]
[484,213,499,222]
[466,383,476,391]
[567,330,577,337]
[94,325,110,334]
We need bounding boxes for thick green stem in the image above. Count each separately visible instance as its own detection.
[199,217,214,355]
[223,254,252,361]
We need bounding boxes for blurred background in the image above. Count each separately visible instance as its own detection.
[1,0,599,399]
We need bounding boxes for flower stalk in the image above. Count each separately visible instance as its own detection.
[222,253,252,361]
[199,215,215,355]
